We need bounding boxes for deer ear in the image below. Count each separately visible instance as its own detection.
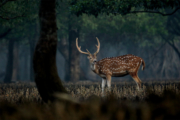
[87,56,90,59]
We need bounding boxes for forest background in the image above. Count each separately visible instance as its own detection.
[0,0,180,83]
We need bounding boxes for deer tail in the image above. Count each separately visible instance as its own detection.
[141,59,145,70]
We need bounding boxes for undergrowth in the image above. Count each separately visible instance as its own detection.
[0,81,180,120]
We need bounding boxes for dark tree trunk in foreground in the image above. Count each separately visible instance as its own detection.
[4,39,14,83]
[33,0,67,102]
[68,28,80,82]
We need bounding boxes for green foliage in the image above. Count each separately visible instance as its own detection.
[56,0,83,40]
[69,0,180,17]
[0,0,179,48]
[67,0,180,48]
[80,13,168,47]
[0,0,39,27]
[0,0,39,44]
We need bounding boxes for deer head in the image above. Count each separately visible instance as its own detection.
[76,37,100,64]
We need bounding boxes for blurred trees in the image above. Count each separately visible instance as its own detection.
[165,10,180,59]
[0,0,180,83]
[66,12,179,80]
[69,0,180,80]
[0,0,39,82]
[56,1,86,82]
[3,39,14,83]
[0,0,25,83]
[70,0,180,16]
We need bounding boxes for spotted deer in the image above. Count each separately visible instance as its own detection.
[76,37,145,95]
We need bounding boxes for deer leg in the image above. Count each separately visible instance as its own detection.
[136,75,142,88]
[102,78,106,96]
[129,73,141,90]
[106,75,111,92]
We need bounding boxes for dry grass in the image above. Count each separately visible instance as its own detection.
[0,81,180,120]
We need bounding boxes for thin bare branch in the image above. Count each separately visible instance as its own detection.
[0,28,11,39]
[128,7,180,16]
[146,42,166,68]
[161,35,180,60]
[0,14,25,20]
[166,40,180,59]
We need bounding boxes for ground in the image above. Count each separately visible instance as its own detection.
[0,81,180,120]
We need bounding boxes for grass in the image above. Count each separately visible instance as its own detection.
[0,81,180,120]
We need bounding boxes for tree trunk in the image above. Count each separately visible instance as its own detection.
[29,36,36,81]
[33,0,67,103]
[57,38,87,81]
[4,39,14,83]
[12,42,19,82]
[57,38,70,81]
[29,39,35,81]
[68,28,81,82]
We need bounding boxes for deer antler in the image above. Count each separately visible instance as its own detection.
[76,38,91,55]
[94,37,100,55]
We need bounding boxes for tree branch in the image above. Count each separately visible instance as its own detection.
[146,42,166,68]
[0,14,25,20]
[161,35,180,59]
[167,16,180,36]
[0,28,11,39]
[166,40,180,59]
[128,7,180,16]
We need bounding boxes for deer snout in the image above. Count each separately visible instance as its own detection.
[93,59,97,63]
